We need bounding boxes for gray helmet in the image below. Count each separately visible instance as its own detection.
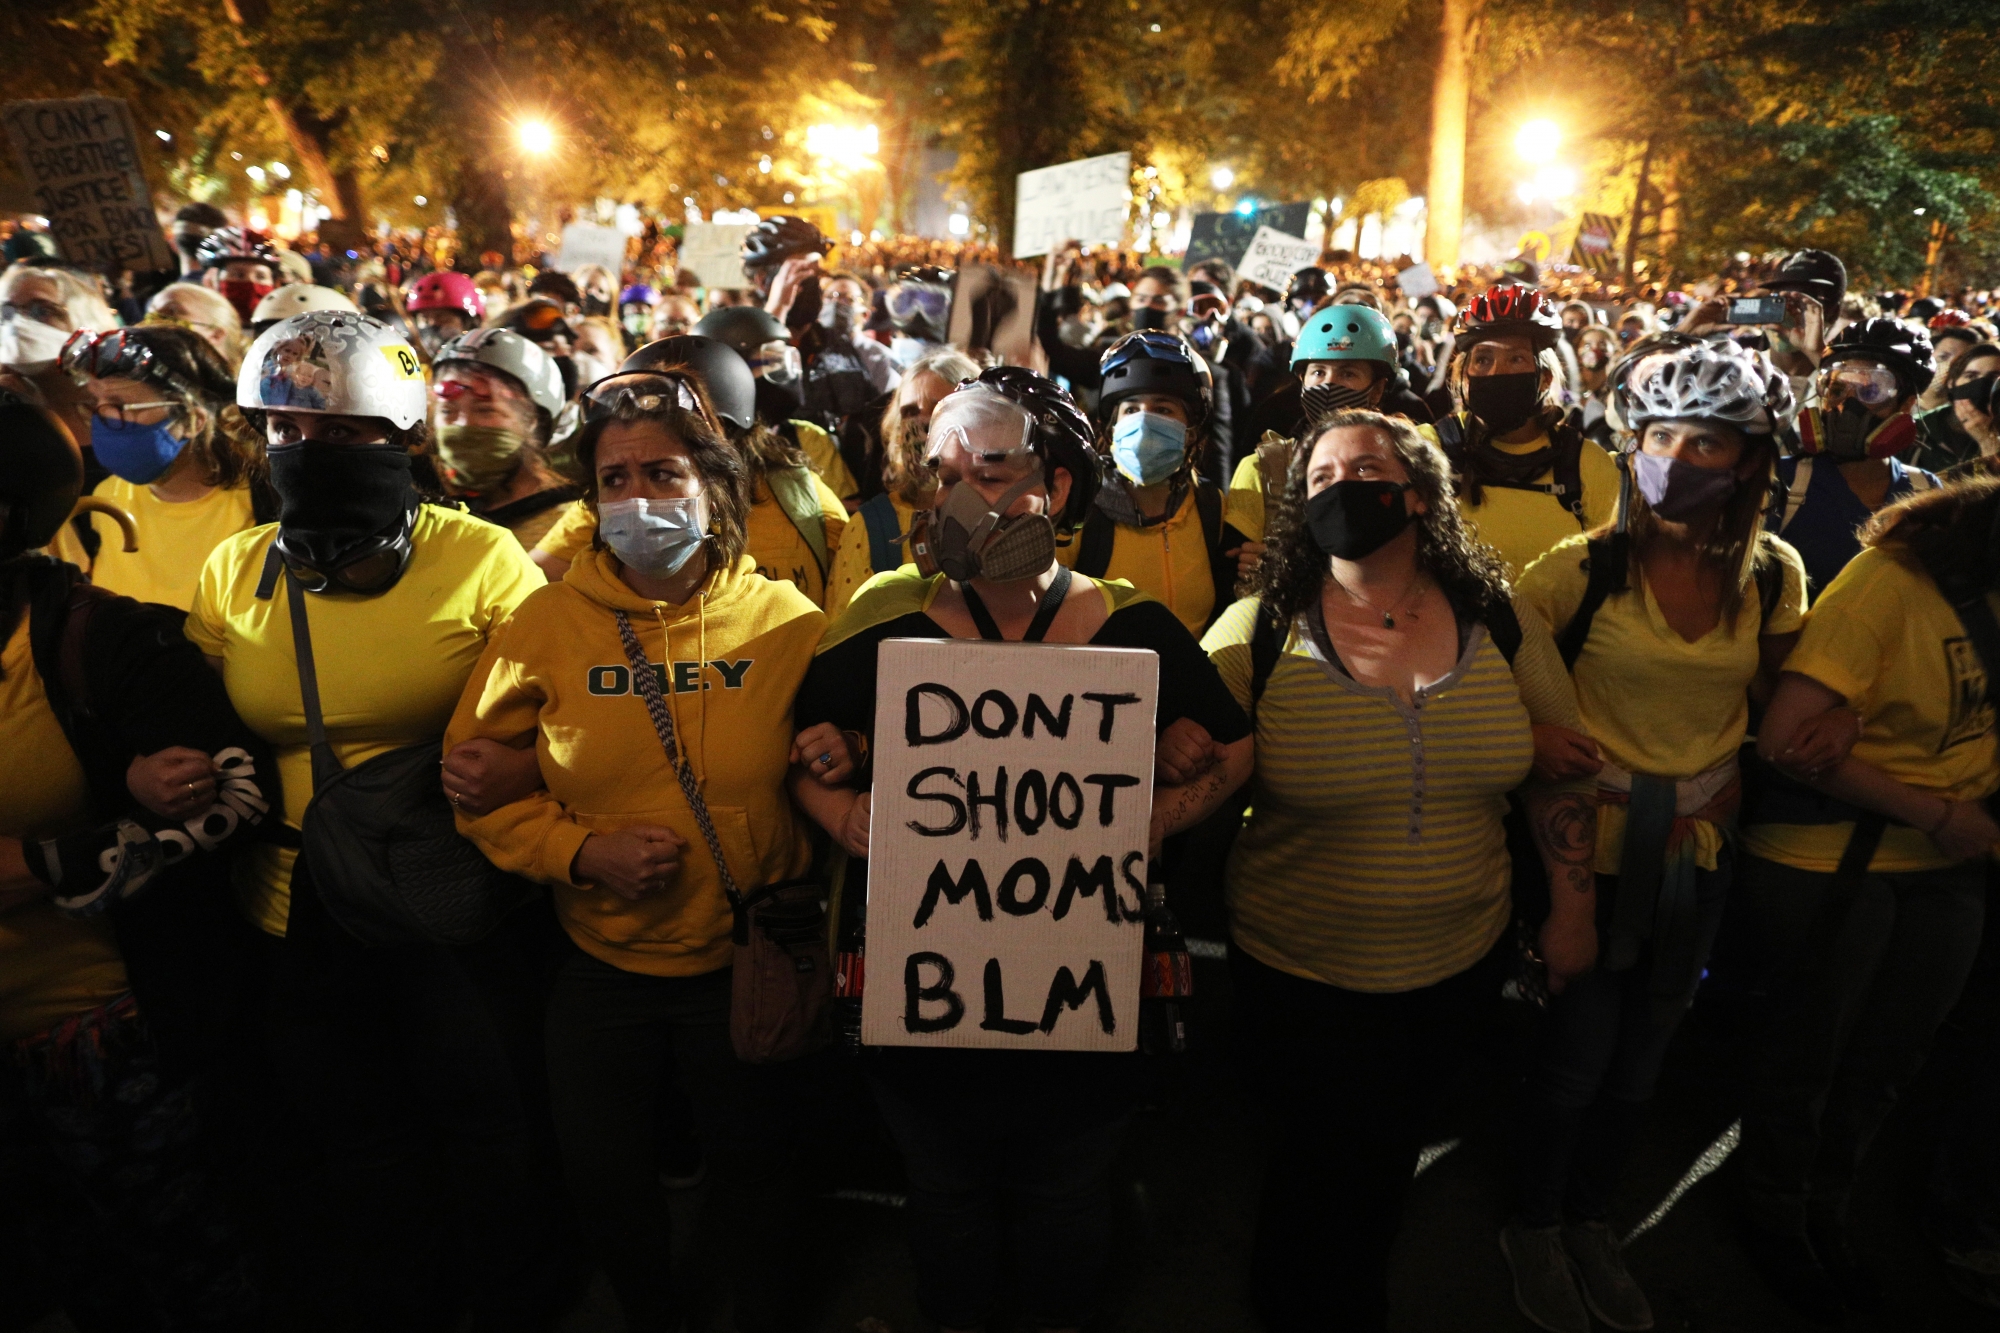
[693,305,790,359]
[1615,338,1795,436]
[433,326,566,417]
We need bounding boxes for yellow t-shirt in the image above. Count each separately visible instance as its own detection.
[794,419,859,503]
[1202,592,1589,993]
[53,478,257,610]
[826,493,918,618]
[1743,544,2000,874]
[1057,488,1217,636]
[533,472,850,608]
[1223,425,1622,580]
[0,618,129,1042]
[185,506,545,935]
[1516,532,1810,871]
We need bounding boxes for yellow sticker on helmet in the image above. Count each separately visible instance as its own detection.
[381,344,422,380]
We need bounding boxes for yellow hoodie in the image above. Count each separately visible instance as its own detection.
[445,547,827,976]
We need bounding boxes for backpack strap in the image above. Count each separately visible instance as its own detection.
[857,493,904,573]
[1753,537,1786,628]
[1433,413,1465,457]
[1547,421,1589,527]
[1074,507,1116,578]
[1483,598,1523,667]
[1778,457,1813,534]
[1555,534,1628,669]
[764,464,830,578]
[1194,480,1236,627]
[56,582,116,721]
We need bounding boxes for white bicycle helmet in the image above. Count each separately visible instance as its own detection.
[1614,338,1795,436]
[250,283,358,328]
[433,327,567,417]
[237,311,428,430]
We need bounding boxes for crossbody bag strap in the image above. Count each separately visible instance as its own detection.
[284,568,345,789]
[612,609,742,910]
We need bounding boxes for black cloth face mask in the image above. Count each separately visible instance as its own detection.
[269,443,418,576]
[1305,479,1413,560]
[1130,306,1170,332]
[1465,370,1542,434]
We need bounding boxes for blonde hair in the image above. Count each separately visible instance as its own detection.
[881,349,981,505]
[145,282,244,363]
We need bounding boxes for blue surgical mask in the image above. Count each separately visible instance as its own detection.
[90,414,187,485]
[597,495,709,579]
[1111,411,1188,487]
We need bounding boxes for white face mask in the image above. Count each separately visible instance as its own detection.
[598,494,709,579]
[0,308,70,374]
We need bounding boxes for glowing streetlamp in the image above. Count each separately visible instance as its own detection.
[518,119,555,155]
[1514,118,1562,165]
[804,123,879,169]
[1209,165,1234,191]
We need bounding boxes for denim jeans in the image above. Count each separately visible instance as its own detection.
[869,1073,1129,1330]
[1231,943,1502,1333]
[1516,849,1733,1226]
[1736,854,1985,1236]
[542,941,806,1333]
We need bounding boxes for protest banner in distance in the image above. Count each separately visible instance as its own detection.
[1179,203,1312,274]
[553,221,629,274]
[1013,151,1131,260]
[1395,261,1439,298]
[862,639,1159,1052]
[2,96,175,272]
[1236,225,1323,293]
[677,221,755,289]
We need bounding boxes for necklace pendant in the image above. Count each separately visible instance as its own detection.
[1382,613,1395,629]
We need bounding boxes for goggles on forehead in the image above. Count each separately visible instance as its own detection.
[1823,362,1902,407]
[887,284,950,325]
[581,372,709,425]
[922,388,1037,469]
[748,339,801,386]
[60,327,161,382]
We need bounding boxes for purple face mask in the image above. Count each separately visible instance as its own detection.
[1632,448,1738,522]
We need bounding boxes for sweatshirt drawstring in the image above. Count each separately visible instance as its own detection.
[696,592,710,794]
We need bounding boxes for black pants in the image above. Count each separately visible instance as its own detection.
[542,940,804,1333]
[870,1072,1130,1330]
[1926,865,2000,1252]
[1736,854,1985,1236]
[265,861,559,1332]
[1232,944,1501,1333]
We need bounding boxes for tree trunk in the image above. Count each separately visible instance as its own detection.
[1623,137,1653,287]
[450,157,515,269]
[220,0,364,224]
[1424,0,1476,271]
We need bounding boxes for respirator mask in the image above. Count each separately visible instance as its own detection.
[909,389,1058,584]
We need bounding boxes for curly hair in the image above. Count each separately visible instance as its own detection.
[1257,410,1512,626]
[572,376,752,569]
[92,324,266,492]
[1858,474,2000,601]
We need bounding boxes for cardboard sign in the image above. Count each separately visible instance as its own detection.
[1236,225,1322,294]
[678,221,755,290]
[862,639,1159,1051]
[945,264,1039,367]
[1180,203,1312,275]
[2,96,175,272]
[553,221,629,275]
[1572,212,1621,275]
[1013,151,1131,260]
[1395,262,1439,298]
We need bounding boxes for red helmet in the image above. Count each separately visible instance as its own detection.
[407,271,485,321]
[1929,308,1974,333]
[1454,283,1563,354]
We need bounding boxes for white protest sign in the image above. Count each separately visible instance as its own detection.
[1013,150,1131,261]
[1395,261,1439,298]
[1236,225,1322,294]
[863,639,1158,1051]
[553,221,629,274]
[678,221,755,289]
[2,96,175,272]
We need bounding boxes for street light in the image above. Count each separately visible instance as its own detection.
[1210,165,1234,191]
[805,123,879,168]
[1514,118,1561,165]
[518,119,555,155]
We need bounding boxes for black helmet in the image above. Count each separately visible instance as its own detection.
[1286,267,1331,308]
[622,334,756,433]
[966,366,1099,531]
[740,215,831,275]
[0,388,83,561]
[195,226,280,271]
[1825,316,1936,395]
[1905,296,1946,324]
[692,305,789,358]
[1096,330,1212,427]
[1764,249,1848,316]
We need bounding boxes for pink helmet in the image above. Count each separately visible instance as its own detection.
[406,270,485,321]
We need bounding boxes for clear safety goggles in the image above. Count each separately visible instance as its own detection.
[1821,362,1902,407]
[922,388,1037,477]
[581,371,707,425]
[748,339,801,386]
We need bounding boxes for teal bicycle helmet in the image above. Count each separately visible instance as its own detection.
[1290,304,1398,374]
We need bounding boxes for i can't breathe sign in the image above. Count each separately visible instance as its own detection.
[863,638,1159,1052]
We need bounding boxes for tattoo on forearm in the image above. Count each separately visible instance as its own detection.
[1153,768,1229,835]
[1536,792,1596,895]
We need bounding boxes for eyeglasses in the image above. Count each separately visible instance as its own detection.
[61,327,158,380]
[581,372,709,425]
[91,399,179,428]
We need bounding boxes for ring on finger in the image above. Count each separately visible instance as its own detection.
[818,752,835,768]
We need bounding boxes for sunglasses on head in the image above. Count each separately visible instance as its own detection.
[581,372,709,425]
[61,328,159,381]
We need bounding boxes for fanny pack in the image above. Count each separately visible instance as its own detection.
[612,609,831,1063]
[285,568,532,946]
